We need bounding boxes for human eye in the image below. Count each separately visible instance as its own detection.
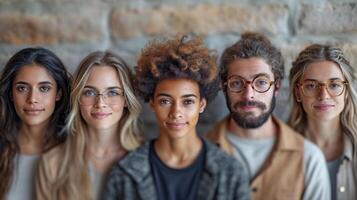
[329,81,343,89]
[106,90,122,97]
[183,98,195,106]
[304,81,317,90]
[229,79,243,89]
[39,85,51,93]
[15,85,29,93]
[83,89,96,97]
[158,98,171,106]
[255,78,269,86]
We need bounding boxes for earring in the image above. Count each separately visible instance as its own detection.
[296,98,301,102]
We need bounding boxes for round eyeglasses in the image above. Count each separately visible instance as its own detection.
[225,75,275,93]
[298,79,348,97]
[79,88,124,106]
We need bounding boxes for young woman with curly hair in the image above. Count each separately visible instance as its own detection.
[103,36,250,200]
[0,47,71,200]
[289,44,357,200]
[35,51,142,200]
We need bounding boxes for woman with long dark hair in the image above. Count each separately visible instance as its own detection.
[0,47,71,199]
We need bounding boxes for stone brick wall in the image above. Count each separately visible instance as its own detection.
[1,0,356,138]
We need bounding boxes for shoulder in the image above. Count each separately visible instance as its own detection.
[303,139,325,163]
[108,142,151,181]
[204,139,245,172]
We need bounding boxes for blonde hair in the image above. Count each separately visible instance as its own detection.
[51,51,142,199]
[288,44,357,148]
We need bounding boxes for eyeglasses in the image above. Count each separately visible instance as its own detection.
[79,88,124,106]
[298,79,348,97]
[225,75,275,93]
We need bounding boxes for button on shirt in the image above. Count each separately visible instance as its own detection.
[334,135,357,200]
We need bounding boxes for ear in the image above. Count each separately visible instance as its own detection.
[274,79,281,95]
[56,89,62,101]
[149,98,155,110]
[199,98,207,114]
[294,86,302,102]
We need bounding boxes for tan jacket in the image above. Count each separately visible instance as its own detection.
[206,116,305,200]
[35,145,66,200]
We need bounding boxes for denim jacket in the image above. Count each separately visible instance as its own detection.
[103,138,250,200]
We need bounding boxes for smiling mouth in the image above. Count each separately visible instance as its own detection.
[23,109,45,115]
[91,113,111,119]
[314,104,334,111]
[165,122,187,130]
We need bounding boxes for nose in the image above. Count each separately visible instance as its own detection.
[27,89,39,104]
[169,102,183,119]
[317,85,330,100]
[241,83,255,100]
[94,94,107,108]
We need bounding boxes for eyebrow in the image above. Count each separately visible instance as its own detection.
[14,81,54,85]
[304,78,344,82]
[156,93,198,98]
[229,73,272,80]
[84,86,123,90]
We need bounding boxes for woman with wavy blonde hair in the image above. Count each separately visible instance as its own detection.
[288,44,357,200]
[35,51,142,200]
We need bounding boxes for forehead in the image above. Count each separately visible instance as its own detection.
[14,64,55,84]
[302,61,345,81]
[227,57,274,79]
[154,79,200,97]
[85,66,122,88]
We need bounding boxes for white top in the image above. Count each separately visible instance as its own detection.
[7,154,40,200]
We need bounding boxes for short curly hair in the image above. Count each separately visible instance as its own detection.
[135,35,220,103]
[220,32,284,87]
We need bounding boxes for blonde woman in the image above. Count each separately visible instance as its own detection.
[35,51,142,199]
[289,44,357,200]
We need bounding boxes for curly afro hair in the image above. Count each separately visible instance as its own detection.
[135,35,220,103]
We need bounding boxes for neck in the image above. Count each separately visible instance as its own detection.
[154,130,202,168]
[87,127,121,154]
[305,117,342,144]
[228,116,276,139]
[305,117,343,161]
[17,122,49,154]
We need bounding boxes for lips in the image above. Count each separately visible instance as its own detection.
[23,108,45,115]
[165,122,187,130]
[314,104,334,111]
[91,112,112,119]
[239,105,258,111]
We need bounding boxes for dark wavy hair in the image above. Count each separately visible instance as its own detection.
[220,32,284,89]
[0,47,71,197]
[135,35,220,103]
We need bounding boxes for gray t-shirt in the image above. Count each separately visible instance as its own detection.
[227,133,331,200]
[7,154,40,200]
[327,156,343,200]
[89,164,105,200]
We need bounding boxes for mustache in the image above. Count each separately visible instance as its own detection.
[234,101,266,110]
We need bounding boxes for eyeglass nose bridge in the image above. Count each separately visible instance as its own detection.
[93,93,109,104]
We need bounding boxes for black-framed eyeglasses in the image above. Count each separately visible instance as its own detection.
[297,79,348,97]
[79,88,124,106]
[225,75,275,93]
